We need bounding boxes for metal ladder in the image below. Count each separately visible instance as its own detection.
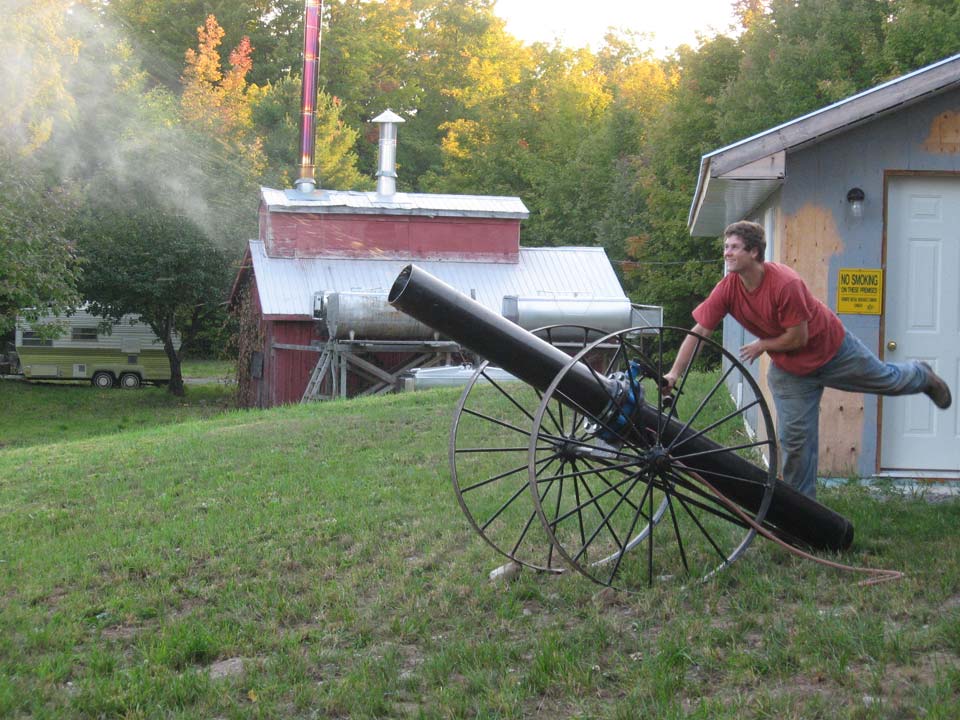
[301,341,334,403]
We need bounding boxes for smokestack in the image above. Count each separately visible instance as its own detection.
[371,109,405,198]
[295,0,322,194]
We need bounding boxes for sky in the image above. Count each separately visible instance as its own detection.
[492,0,740,55]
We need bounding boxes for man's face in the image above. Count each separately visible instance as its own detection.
[723,234,757,272]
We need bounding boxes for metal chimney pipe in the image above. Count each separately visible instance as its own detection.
[371,109,405,198]
[295,0,322,194]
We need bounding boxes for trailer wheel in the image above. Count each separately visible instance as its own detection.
[119,372,142,389]
[91,371,115,389]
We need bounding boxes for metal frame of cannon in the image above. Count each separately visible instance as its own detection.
[389,264,855,592]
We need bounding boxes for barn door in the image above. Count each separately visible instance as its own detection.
[880,176,960,474]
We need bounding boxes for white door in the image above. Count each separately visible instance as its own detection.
[881,176,960,473]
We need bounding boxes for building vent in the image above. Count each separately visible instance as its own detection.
[371,109,405,198]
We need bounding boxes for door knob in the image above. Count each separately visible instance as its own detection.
[887,341,897,351]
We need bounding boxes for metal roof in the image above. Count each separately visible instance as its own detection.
[248,240,627,318]
[261,187,529,219]
[688,52,960,236]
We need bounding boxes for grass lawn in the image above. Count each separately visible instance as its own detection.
[179,358,236,381]
[0,378,957,718]
[0,376,236,450]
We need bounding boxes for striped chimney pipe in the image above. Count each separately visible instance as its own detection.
[295,0,322,193]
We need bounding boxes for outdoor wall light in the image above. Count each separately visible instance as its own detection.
[846,187,865,219]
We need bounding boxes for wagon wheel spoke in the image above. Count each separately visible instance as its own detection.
[529,326,778,591]
[450,325,615,571]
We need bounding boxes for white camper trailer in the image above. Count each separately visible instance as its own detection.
[15,308,178,388]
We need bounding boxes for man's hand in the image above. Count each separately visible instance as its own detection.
[662,371,678,391]
[739,340,765,363]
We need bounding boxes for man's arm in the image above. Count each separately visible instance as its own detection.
[739,321,808,363]
[664,322,715,390]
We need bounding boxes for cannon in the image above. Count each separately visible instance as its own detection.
[389,264,854,591]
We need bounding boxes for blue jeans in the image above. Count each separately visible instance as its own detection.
[766,331,930,498]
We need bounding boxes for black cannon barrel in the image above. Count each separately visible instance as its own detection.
[388,264,619,417]
[389,264,853,551]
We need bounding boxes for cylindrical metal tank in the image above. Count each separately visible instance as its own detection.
[401,364,518,392]
[319,291,438,340]
[502,296,633,339]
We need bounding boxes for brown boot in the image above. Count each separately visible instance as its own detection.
[920,362,952,410]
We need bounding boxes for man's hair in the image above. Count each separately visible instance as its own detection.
[724,221,766,262]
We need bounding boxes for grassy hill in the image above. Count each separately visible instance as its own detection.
[0,382,958,718]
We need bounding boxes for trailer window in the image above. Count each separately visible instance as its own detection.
[21,331,53,346]
[71,327,99,341]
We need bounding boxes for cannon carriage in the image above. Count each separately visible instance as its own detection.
[389,264,854,592]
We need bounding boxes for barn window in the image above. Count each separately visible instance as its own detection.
[71,327,99,341]
[21,331,53,346]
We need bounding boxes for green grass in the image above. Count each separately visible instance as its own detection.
[0,379,235,449]
[180,358,236,380]
[0,376,958,718]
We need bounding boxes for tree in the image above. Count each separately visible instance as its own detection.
[249,76,369,190]
[623,37,742,331]
[82,0,304,89]
[884,0,960,72]
[0,1,83,334]
[72,200,231,396]
[0,144,81,336]
[716,0,889,141]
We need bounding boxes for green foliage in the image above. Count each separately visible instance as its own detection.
[83,0,305,89]
[71,198,232,395]
[885,0,960,72]
[621,38,741,330]
[250,76,369,190]
[0,145,81,335]
[716,0,889,141]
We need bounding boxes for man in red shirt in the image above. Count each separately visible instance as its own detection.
[664,221,952,498]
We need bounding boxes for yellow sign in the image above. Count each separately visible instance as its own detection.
[837,268,883,315]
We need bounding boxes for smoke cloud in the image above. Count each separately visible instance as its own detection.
[0,1,258,252]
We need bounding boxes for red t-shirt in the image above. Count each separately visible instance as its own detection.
[693,263,845,376]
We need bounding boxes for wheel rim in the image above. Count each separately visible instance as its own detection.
[120,373,140,389]
[528,326,777,591]
[93,373,113,388]
[450,325,620,571]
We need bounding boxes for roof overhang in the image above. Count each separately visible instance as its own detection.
[689,152,784,238]
[688,52,960,237]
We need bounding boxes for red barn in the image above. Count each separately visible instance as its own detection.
[230,114,633,408]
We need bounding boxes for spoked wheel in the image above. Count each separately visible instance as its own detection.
[528,326,778,591]
[450,325,662,571]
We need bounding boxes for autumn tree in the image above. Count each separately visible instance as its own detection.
[82,0,304,88]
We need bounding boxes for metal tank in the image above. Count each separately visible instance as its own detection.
[502,296,663,340]
[400,364,518,392]
[316,291,438,340]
